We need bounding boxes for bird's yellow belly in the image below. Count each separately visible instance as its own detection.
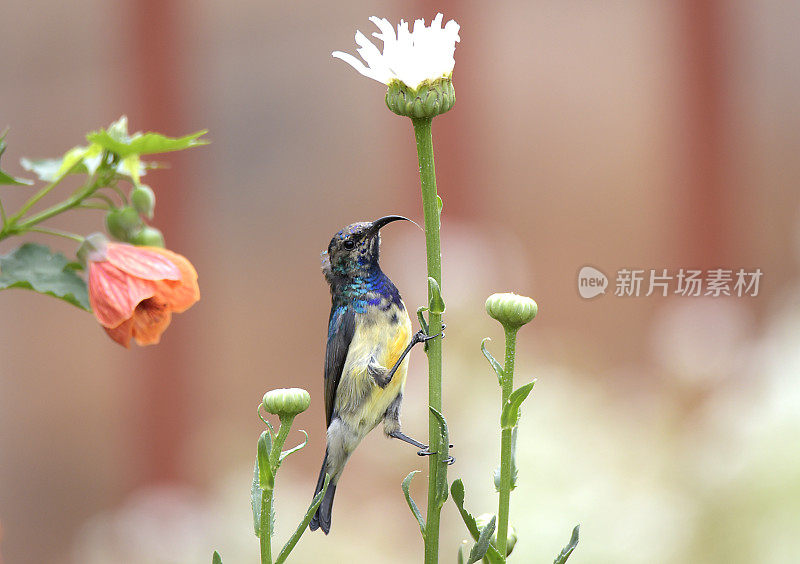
[335,302,412,434]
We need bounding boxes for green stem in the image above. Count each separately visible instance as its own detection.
[260,487,272,564]
[28,226,84,242]
[412,116,446,564]
[497,327,518,559]
[259,416,294,564]
[8,159,84,225]
[0,197,7,227]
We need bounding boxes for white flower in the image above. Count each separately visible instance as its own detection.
[332,13,460,90]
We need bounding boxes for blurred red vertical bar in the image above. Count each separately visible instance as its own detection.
[128,0,191,484]
[677,0,729,267]
[416,1,473,218]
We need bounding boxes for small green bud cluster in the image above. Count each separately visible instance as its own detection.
[475,513,517,556]
[262,388,311,419]
[385,76,456,119]
[104,185,163,247]
[485,293,538,330]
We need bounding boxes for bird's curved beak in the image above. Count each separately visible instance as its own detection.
[367,215,418,237]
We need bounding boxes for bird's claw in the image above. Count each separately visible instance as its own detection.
[416,445,455,465]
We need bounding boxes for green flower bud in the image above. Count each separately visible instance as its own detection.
[129,225,165,248]
[385,76,455,119]
[475,513,517,557]
[131,185,156,219]
[105,206,142,242]
[485,293,538,330]
[262,388,311,418]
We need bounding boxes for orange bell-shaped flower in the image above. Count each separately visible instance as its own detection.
[86,240,200,347]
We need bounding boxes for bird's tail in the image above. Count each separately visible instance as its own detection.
[309,450,337,534]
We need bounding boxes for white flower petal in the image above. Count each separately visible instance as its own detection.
[333,14,461,89]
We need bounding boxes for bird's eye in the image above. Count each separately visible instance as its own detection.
[343,239,355,250]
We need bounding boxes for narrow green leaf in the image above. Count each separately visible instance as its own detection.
[401,470,426,539]
[553,525,580,564]
[429,407,451,505]
[493,427,519,492]
[257,430,274,490]
[212,551,223,564]
[0,243,89,310]
[458,544,465,564]
[467,514,496,564]
[0,132,32,185]
[417,306,431,352]
[481,338,504,385]
[436,195,443,215]
[87,125,209,158]
[427,277,445,315]
[275,474,330,564]
[450,480,505,564]
[500,381,536,430]
[279,429,309,462]
[250,459,262,537]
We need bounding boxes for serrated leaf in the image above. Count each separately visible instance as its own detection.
[428,277,445,315]
[481,338,504,385]
[467,514,496,564]
[87,123,209,158]
[212,551,222,564]
[554,525,580,564]
[500,381,536,430]
[493,427,519,492]
[450,480,505,564]
[279,429,308,462]
[0,132,32,185]
[0,243,89,310]
[250,459,262,537]
[401,470,426,539]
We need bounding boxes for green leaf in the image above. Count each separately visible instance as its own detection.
[450,480,505,564]
[401,470,426,539]
[212,551,223,564]
[279,429,309,462]
[0,131,32,185]
[458,544,465,564]
[427,277,445,315]
[500,381,536,430]
[275,474,330,564]
[0,243,89,310]
[87,117,209,157]
[494,427,519,492]
[467,514,496,564]
[250,459,262,537]
[481,338,504,385]
[257,430,274,490]
[436,195,443,227]
[553,525,580,564]
[429,407,451,506]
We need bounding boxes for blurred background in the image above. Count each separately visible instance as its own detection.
[1,0,799,562]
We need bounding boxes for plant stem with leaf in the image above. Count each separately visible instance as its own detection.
[497,326,518,559]
[411,116,447,564]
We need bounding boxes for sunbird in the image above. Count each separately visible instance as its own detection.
[309,216,439,534]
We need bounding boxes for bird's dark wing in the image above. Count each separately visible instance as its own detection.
[324,305,355,426]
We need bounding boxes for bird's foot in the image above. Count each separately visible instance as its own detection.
[416,444,456,465]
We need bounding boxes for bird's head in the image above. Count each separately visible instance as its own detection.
[321,215,411,283]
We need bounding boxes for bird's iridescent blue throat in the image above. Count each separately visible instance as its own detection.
[322,220,405,313]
